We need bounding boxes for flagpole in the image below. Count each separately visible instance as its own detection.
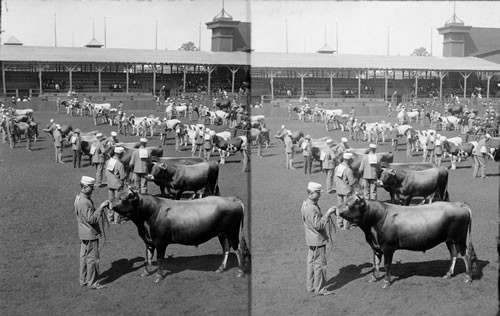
[285,20,288,53]
[336,22,338,54]
[104,17,107,48]
[54,14,57,47]
[387,26,390,56]
[155,20,158,50]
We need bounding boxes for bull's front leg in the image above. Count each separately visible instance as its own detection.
[140,245,156,277]
[154,245,167,283]
[382,251,395,288]
[216,236,231,273]
[443,241,458,279]
[369,251,383,282]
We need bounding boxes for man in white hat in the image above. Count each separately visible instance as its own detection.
[53,124,64,163]
[359,144,380,200]
[129,138,151,193]
[74,175,110,290]
[71,129,82,168]
[333,137,349,156]
[91,133,106,187]
[0,113,11,145]
[334,152,356,229]
[203,130,215,160]
[423,131,436,163]
[472,133,493,178]
[104,131,119,148]
[301,181,336,296]
[302,135,313,174]
[284,130,295,170]
[193,125,204,157]
[322,139,336,193]
[105,147,126,223]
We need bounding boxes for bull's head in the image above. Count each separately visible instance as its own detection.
[378,168,396,186]
[338,194,366,225]
[110,187,140,219]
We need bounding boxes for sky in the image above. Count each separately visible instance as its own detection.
[1,0,500,57]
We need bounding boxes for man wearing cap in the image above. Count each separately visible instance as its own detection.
[301,182,336,296]
[193,125,204,157]
[129,138,152,193]
[203,130,214,160]
[334,153,356,229]
[43,119,57,138]
[333,137,349,156]
[359,144,380,200]
[284,130,296,170]
[472,134,493,179]
[91,133,106,187]
[0,114,11,145]
[105,147,126,224]
[302,135,313,174]
[423,131,436,163]
[434,134,444,167]
[322,139,336,193]
[74,176,110,290]
[71,129,82,168]
[104,131,119,148]
[53,125,64,163]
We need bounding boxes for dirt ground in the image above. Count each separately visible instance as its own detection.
[0,109,249,315]
[250,110,498,316]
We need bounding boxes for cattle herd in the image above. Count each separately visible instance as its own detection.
[1,95,254,284]
[1,94,499,314]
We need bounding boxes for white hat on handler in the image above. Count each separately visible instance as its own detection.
[485,133,492,139]
[287,130,292,135]
[80,176,96,186]
[96,132,103,138]
[307,182,323,192]
[110,131,118,137]
[140,138,148,143]
[56,124,61,129]
[343,152,353,160]
[281,125,285,129]
[114,146,124,154]
[326,138,334,145]
[50,119,54,123]
[369,143,377,149]
[341,137,348,143]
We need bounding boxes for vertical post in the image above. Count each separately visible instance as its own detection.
[460,72,471,99]
[270,73,274,100]
[229,67,239,93]
[438,71,447,101]
[357,71,361,99]
[126,66,130,93]
[296,71,308,99]
[207,66,215,96]
[485,72,493,99]
[327,71,336,99]
[183,67,187,93]
[38,66,43,95]
[2,63,6,96]
[97,66,104,94]
[152,65,157,96]
[384,71,389,102]
[414,72,419,100]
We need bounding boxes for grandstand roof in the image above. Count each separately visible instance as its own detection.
[251,52,500,72]
[0,45,250,66]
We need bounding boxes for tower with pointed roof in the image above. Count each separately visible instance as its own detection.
[206,0,250,52]
[437,4,471,57]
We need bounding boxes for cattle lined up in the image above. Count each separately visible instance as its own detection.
[266,100,499,289]
[2,95,253,283]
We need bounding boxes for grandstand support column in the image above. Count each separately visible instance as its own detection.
[296,71,308,99]
[484,72,494,99]
[438,71,448,100]
[207,66,215,96]
[413,71,421,100]
[65,65,76,93]
[1,63,7,97]
[96,66,104,93]
[327,71,337,99]
[459,72,471,99]
[357,71,362,99]
[229,67,240,93]
[36,65,46,95]
[384,71,389,102]
[152,65,157,96]
[126,66,130,94]
[182,66,187,93]
[268,71,277,100]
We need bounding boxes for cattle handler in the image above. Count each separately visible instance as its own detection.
[105,147,126,224]
[359,143,380,200]
[301,182,336,296]
[130,138,152,193]
[334,152,356,229]
[91,133,106,187]
[74,176,110,290]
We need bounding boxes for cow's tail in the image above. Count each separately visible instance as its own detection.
[464,203,479,280]
[236,197,251,273]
